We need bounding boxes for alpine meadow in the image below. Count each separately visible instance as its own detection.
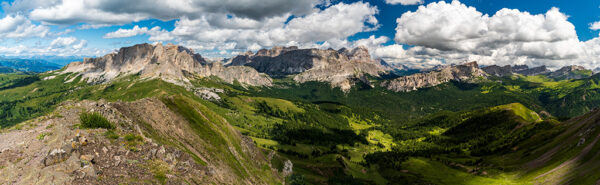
[0,0,600,184]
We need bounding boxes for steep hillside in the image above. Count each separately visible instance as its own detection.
[361,102,600,185]
[0,90,286,184]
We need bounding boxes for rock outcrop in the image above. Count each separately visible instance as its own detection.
[513,65,550,76]
[382,62,486,92]
[547,65,592,80]
[228,46,387,91]
[0,98,285,184]
[481,65,514,77]
[482,64,550,77]
[62,43,272,86]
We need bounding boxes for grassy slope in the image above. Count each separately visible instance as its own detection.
[3,71,600,184]
[0,72,281,184]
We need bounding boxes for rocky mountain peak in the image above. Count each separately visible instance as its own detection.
[383,61,486,92]
[348,46,371,61]
[559,65,586,72]
[242,51,254,56]
[228,45,387,91]
[255,46,298,57]
[62,43,271,86]
[482,64,550,77]
[547,65,591,80]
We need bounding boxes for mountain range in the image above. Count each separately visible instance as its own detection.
[0,58,62,73]
[1,43,600,184]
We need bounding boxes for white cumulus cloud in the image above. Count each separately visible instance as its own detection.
[590,21,600,30]
[0,14,49,39]
[103,25,173,41]
[17,0,321,25]
[0,36,102,57]
[167,2,379,53]
[389,0,598,69]
[50,36,87,49]
[103,26,149,39]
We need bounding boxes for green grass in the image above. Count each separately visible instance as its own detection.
[147,159,170,184]
[491,103,541,123]
[402,157,522,185]
[37,132,50,140]
[4,70,600,184]
[104,130,119,140]
[79,112,115,129]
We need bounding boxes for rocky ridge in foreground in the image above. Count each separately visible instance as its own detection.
[0,98,287,184]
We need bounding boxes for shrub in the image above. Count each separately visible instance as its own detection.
[124,133,143,142]
[103,130,119,139]
[124,133,144,151]
[79,112,114,129]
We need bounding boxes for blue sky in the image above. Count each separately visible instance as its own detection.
[357,0,600,42]
[0,0,599,68]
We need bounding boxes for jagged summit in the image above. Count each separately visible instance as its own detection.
[382,61,487,92]
[482,64,591,80]
[62,43,272,86]
[228,45,387,91]
[482,64,550,77]
[547,65,592,80]
[61,43,595,93]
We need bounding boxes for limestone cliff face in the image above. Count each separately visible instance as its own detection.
[229,46,387,91]
[383,62,486,92]
[547,65,591,80]
[481,64,590,80]
[513,65,550,76]
[482,64,549,77]
[63,43,272,86]
[481,65,514,77]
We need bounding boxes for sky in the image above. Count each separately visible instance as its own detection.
[0,0,599,69]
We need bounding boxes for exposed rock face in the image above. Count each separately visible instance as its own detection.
[482,64,550,77]
[229,46,387,91]
[514,65,550,76]
[547,65,591,80]
[62,43,271,86]
[383,62,486,92]
[482,65,514,77]
[43,148,69,166]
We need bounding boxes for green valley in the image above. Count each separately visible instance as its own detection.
[1,43,600,184]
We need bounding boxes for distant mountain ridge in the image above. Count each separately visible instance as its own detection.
[482,64,550,77]
[0,58,61,73]
[227,46,387,91]
[382,62,487,92]
[57,43,600,93]
[62,43,272,86]
[482,64,592,80]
